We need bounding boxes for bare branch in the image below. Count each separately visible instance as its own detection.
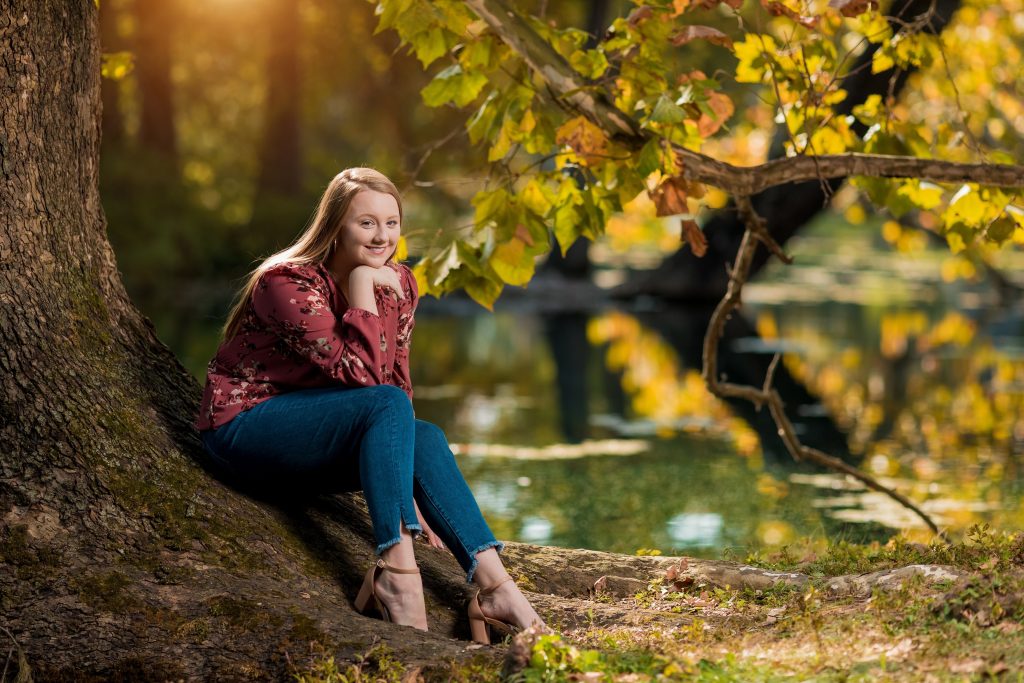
[703,196,945,537]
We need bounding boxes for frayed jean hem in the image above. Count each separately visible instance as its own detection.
[465,539,505,583]
[374,522,423,555]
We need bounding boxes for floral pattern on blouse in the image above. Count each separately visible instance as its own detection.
[196,260,418,431]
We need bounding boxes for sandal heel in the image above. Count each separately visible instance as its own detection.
[467,575,520,645]
[353,558,420,623]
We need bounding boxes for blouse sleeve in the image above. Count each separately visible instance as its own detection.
[252,264,387,386]
[391,263,418,402]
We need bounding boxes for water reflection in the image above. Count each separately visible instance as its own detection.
[667,513,724,549]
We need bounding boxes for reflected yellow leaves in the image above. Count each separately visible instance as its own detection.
[755,305,1024,536]
[588,311,761,456]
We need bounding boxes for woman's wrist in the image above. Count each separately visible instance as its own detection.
[347,268,378,315]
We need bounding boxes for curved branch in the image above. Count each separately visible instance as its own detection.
[464,0,1024,191]
[701,196,945,538]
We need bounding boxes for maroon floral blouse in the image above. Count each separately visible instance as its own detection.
[196,261,417,431]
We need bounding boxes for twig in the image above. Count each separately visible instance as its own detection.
[702,195,946,538]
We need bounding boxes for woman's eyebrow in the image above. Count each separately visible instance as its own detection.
[354,213,400,220]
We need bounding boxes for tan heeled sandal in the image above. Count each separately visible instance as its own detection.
[467,575,520,645]
[353,558,420,622]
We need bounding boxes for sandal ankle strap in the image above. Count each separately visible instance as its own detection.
[477,575,515,596]
[376,558,420,574]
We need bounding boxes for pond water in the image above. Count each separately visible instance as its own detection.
[175,219,1024,559]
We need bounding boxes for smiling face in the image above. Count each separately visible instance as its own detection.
[332,189,402,271]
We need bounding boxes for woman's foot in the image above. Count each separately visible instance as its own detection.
[476,575,546,632]
[373,567,428,630]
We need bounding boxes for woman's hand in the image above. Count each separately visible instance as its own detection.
[351,264,405,300]
[414,500,446,551]
[348,265,405,315]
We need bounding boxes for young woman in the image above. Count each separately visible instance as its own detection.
[196,167,543,642]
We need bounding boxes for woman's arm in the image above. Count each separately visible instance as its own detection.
[251,265,388,386]
[391,264,418,402]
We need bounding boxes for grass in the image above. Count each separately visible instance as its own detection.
[293,527,1024,681]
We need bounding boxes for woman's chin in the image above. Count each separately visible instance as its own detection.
[359,251,390,265]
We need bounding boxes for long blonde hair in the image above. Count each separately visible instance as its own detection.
[220,167,403,341]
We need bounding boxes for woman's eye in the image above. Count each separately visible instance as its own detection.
[361,221,374,227]
[387,221,399,227]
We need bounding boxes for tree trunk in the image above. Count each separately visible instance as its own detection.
[612,0,963,302]
[0,3,490,678]
[134,0,177,161]
[99,0,125,145]
[254,0,303,199]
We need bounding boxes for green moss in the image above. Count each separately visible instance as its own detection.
[206,594,282,632]
[74,570,141,614]
[288,608,329,646]
[291,643,406,683]
[174,618,211,641]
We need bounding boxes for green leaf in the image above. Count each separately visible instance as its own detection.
[986,214,1016,245]
[569,49,609,80]
[409,28,448,67]
[460,36,495,70]
[465,276,503,310]
[466,91,500,144]
[636,137,663,177]
[553,202,583,256]
[650,93,686,124]
[421,64,488,107]
[472,187,510,226]
[427,242,461,287]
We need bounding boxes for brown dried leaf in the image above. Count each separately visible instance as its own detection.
[670,25,733,49]
[677,69,708,85]
[681,218,708,257]
[671,0,692,16]
[761,1,819,28]
[697,91,735,137]
[828,0,878,17]
[652,177,690,216]
[555,116,609,166]
[697,0,743,9]
[627,6,654,26]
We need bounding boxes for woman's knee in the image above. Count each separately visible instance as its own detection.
[369,384,414,418]
[414,419,447,444]
[413,420,456,464]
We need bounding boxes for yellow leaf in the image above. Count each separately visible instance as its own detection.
[394,236,409,261]
[896,180,943,211]
[521,179,552,216]
[490,238,535,286]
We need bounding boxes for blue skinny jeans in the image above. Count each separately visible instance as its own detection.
[200,384,503,582]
